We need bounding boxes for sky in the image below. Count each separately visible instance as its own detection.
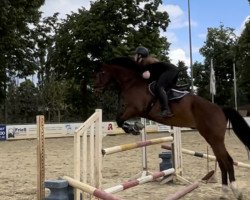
[40,0,250,66]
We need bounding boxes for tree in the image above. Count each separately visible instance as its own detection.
[0,0,45,87]
[236,19,250,106]
[16,80,39,123]
[4,80,18,123]
[198,25,237,106]
[0,0,45,122]
[193,61,211,98]
[34,13,61,85]
[39,78,69,122]
[176,61,191,86]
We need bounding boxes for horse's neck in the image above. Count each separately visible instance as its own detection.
[113,69,140,91]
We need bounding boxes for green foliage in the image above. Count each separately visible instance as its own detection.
[52,0,170,79]
[236,19,250,105]
[198,25,237,106]
[39,78,67,122]
[0,0,45,80]
[33,13,61,85]
[5,80,39,123]
[176,61,191,86]
[193,61,211,99]
[0,0,45,118]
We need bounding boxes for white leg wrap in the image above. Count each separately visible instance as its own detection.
[230,181,243,200]
[221,185,230,199]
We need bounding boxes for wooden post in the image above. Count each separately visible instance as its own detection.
[173,127,183,176]
[37,115,45,200]
[94,109,102,188]
[73,109,103,199]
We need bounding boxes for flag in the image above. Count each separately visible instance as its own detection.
[210,59,216,95]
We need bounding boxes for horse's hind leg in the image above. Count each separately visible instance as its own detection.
[217,159,230,199]
[212,144,243,199]
[226,153,243,200]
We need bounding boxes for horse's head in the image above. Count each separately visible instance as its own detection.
[94,64,113,92]
[94,57,143,93]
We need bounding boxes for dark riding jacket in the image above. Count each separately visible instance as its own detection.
[141,62,180,85]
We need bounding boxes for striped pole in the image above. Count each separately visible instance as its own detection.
[165,181,199,200]
[37,115,45,200]
[162,145,250,169]
[63,176,122,200]
[104,168,175,194]
[102,136,173,155]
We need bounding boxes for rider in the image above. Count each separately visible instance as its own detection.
[134,46,180,118]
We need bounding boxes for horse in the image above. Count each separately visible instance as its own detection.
[94,56,250,200]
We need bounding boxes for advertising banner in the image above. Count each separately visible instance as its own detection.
[0,125,6,141]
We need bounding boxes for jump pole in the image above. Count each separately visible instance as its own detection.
[102,136,173,155]
[162,145,250,169]
[37,115,45,200]
[165,181,199,200]
[63,176,122,200]
[104,168,175,194]
[141,118,148,176]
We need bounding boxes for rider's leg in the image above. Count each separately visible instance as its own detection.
[155,86,173,117]
[156,71,179,117]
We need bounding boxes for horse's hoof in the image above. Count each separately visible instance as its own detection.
[131,131,140,135]
[220,185,230,199]
[131,127,141,135]
[230,181,243,200]
[134,122,144,130]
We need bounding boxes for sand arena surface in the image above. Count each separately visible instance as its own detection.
[0,131,250,200]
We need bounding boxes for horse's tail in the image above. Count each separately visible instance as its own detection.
[222,107,250,151]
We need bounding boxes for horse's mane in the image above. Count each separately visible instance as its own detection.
[105,57,141,73]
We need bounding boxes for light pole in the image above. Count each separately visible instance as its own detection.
[187,0,194,93]
[233,61,237,110]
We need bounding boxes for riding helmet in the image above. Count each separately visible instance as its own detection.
[135,46,149,57]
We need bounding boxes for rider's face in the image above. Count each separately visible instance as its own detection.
[134,54,142,63]
[134,54,139,61]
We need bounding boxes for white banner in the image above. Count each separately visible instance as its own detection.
[210,58,216,95]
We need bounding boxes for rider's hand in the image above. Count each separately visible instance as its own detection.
[142,71,150,79]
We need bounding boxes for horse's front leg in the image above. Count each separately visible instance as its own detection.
[116,108,144,135]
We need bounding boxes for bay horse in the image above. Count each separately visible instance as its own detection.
[94,56,250,199]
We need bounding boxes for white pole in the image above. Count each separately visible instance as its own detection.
[211,58,214,103]
[233,62,237,110]
[188,0,194,93]
[141,118,147,171]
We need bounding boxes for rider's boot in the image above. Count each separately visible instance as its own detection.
[157,88,174,118]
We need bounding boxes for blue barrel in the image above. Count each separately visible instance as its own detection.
[159,151,172,171]
[45,179,73,200]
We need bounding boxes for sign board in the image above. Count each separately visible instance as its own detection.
[0,125,6,141]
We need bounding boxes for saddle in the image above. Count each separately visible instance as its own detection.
[148,81,189,101]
